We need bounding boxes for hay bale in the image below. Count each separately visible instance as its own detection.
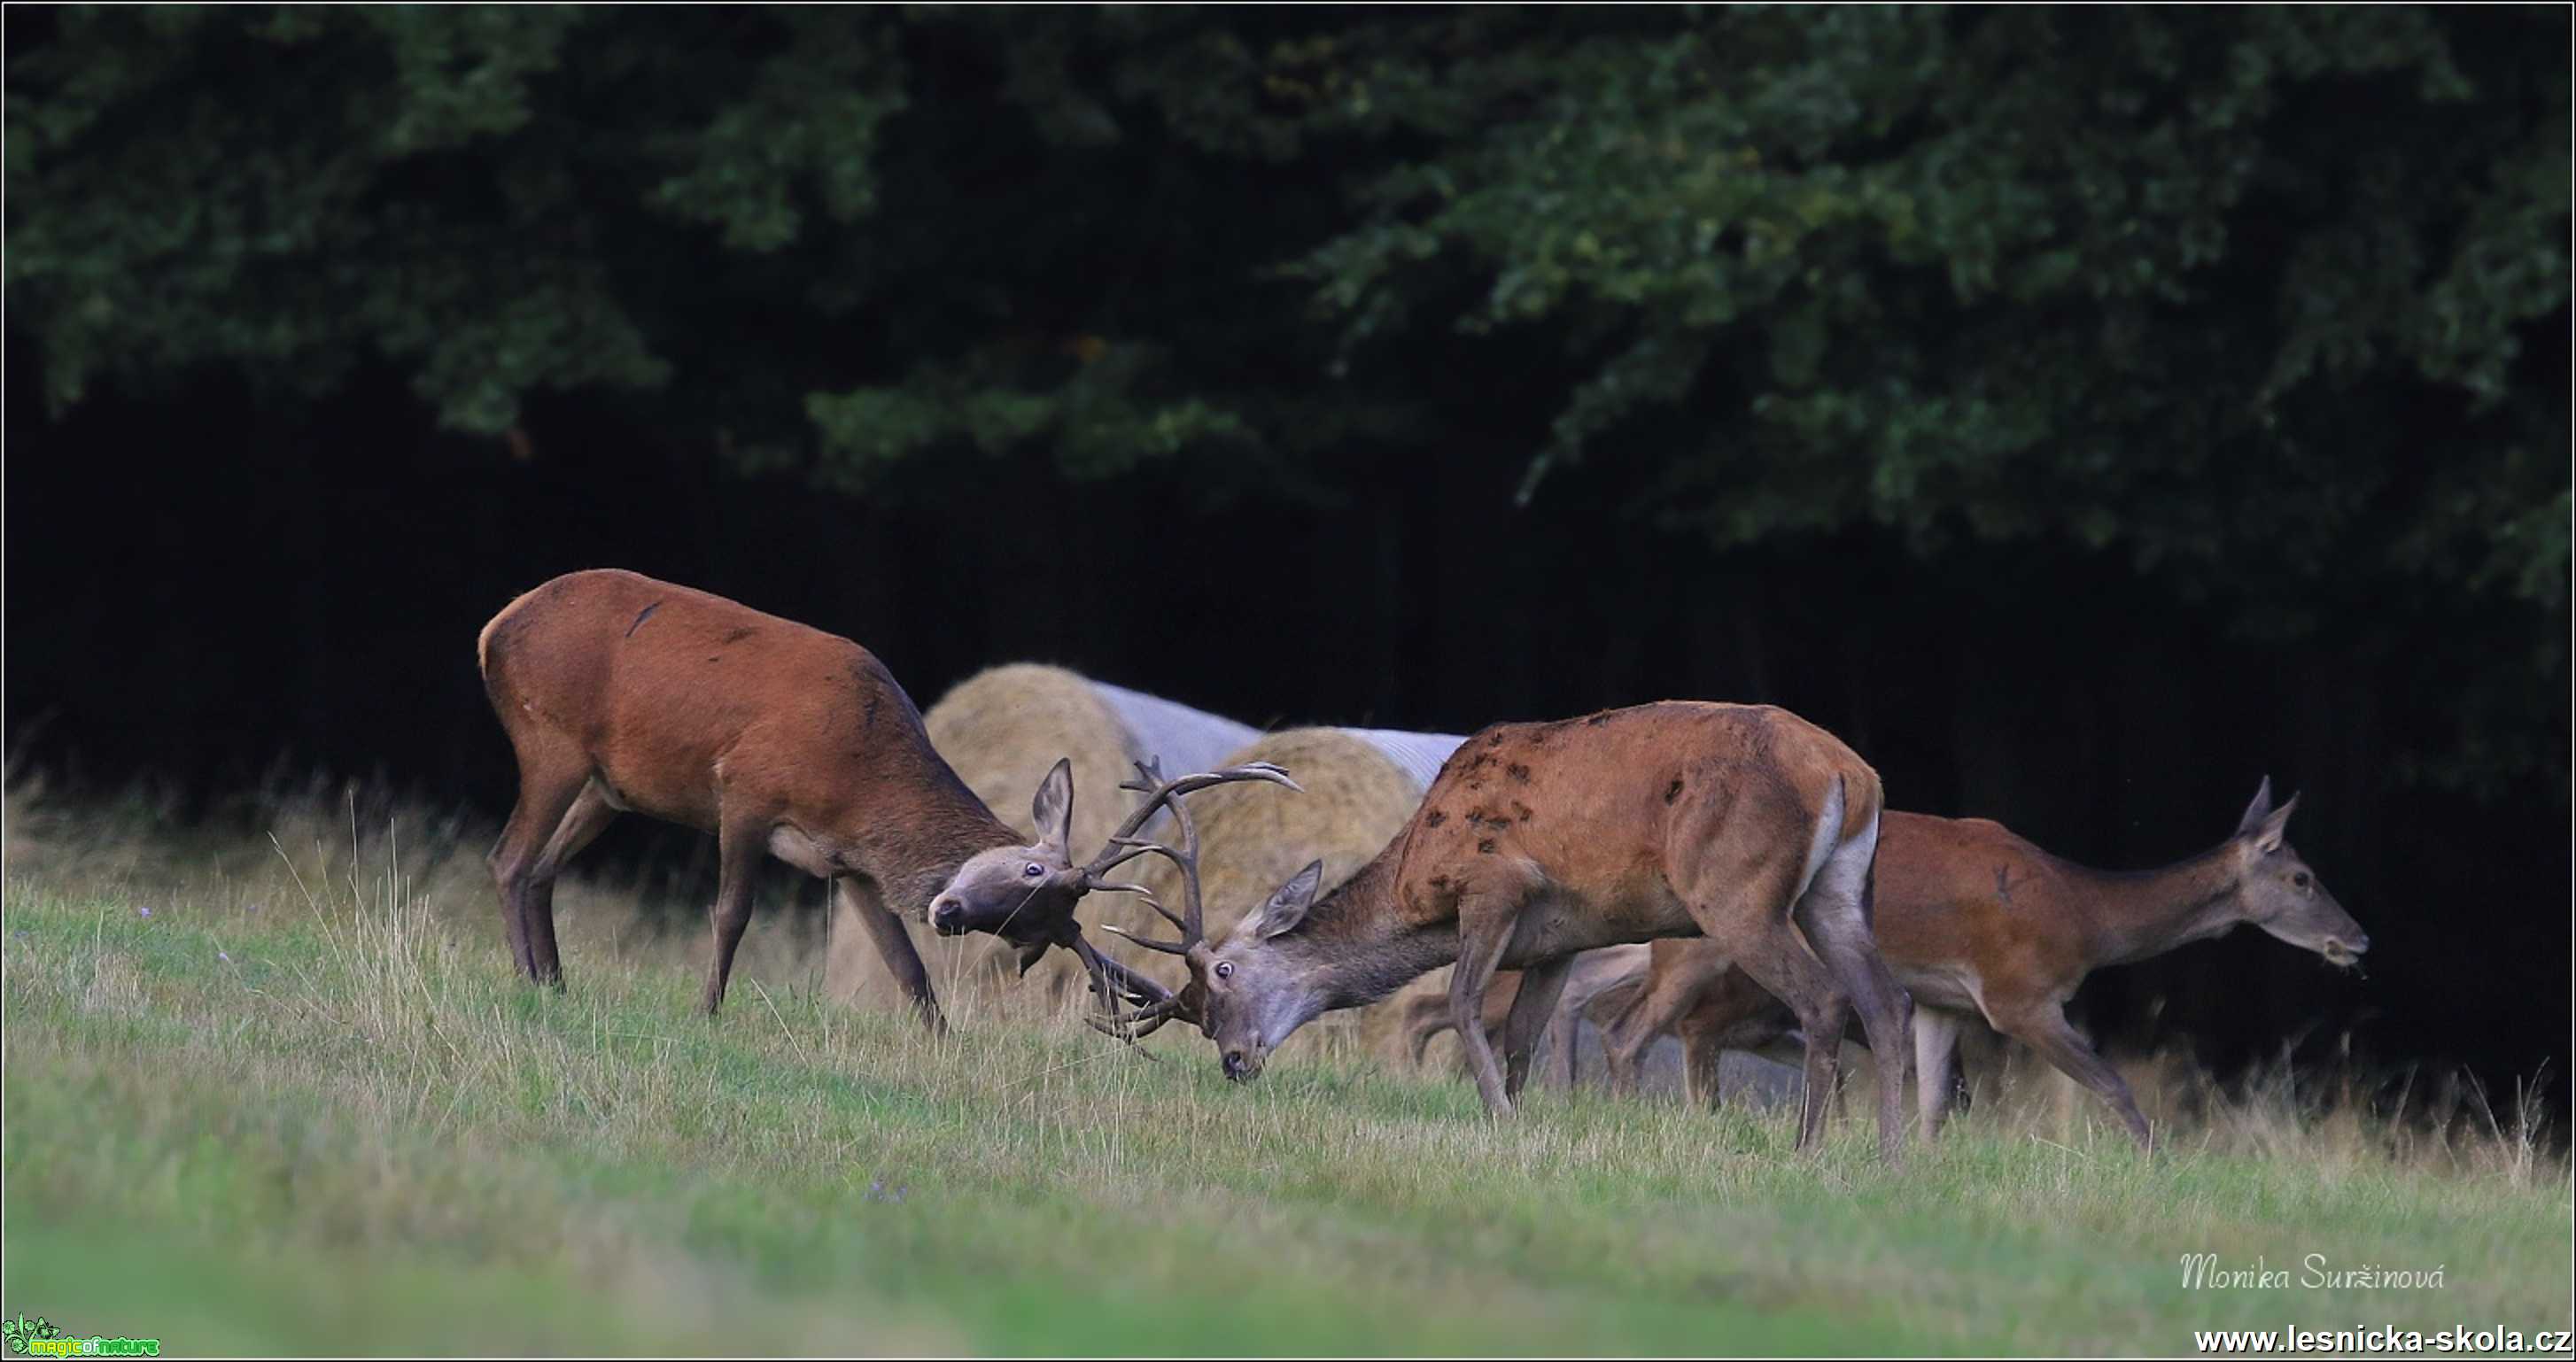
[1130,724,1466,1064]
[825,663,1258,1011]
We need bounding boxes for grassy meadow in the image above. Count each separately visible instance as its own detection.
[3,781,2569,1356]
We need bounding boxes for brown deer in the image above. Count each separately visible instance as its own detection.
[1098,701,1919,1162]
[476,569,1290,1023]
[1601,779,2367,1145]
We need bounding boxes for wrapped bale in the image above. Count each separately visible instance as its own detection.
[825,663,1258,1011]
[1130,724,1466,1065]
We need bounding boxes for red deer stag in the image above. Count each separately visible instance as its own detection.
[477,569,1291,1025]
[1099,702,1918,1162]
[1601,780,2367,1145]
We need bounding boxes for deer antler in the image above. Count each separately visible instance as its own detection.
[1076,758,1299,886]
[1072,757,1298,1042]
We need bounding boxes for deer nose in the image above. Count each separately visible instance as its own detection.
[930,898,964,933]
[1222,1050,1248,1080]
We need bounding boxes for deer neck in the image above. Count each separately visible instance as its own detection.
[844,745,1022,913]
[2071,841,2251,967]
[1277,848,1461,1013]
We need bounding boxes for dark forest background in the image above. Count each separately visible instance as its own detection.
[6,7,2569,1096]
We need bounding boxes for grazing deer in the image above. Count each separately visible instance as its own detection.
[477,569,1289,1023]
[1099,701,1918,1162]
[1601,779,2367,1146]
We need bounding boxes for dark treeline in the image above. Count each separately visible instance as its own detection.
[6,6,2568,1096]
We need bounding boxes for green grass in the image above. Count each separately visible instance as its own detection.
[3,798,2569,1356]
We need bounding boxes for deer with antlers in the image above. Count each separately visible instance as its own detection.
[477,569,1292,1025]
[1098,701,1919,1162]
[1597,780,2367,1145]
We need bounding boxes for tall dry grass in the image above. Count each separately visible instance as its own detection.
[4,765,2562,1180]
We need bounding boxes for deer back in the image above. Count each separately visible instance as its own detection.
[478,569,993,848]
[1392,701,1882,929]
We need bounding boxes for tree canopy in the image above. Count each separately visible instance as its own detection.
[9,4,2567,793]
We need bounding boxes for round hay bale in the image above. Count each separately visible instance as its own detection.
[825,663,1258,1014]
[1129,725,1465,1065]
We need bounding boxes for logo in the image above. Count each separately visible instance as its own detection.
[0,1315,158,1358]
[2,1317,59,1355]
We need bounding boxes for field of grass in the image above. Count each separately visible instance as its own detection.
[3,784,2569,1356]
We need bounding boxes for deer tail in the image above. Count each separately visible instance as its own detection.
[1789,774,1849,913]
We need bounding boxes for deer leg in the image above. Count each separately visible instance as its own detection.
[1602,967,1697,1099]
[2001,1002,2152,1149]
[1500,954,1574,1101]
[1790,840,1913,1165]
[1402,991,1455,1069]
[1829,1018,1858,1124]
[1688,967,1795,1110]
[1552,956,1638,1091]
[1677,1010,1724,1110]
[1447,911,1517,1117]
[1564,968,1641,1091]
[1544,984,1584,1091]
[517,781,618,987]
[701,820,764,1016]
[835,875,947,1036]
[1950,1029,1979,1118]
[1548,1019,1579,1091]
[486,753,590,987]
[1913,1007,1966,1137]
[1730,924,1849,1153]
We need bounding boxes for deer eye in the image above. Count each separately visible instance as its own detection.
[2293,871,2312,890]
[1022,863,1045,878]
[1214,961,1235,979]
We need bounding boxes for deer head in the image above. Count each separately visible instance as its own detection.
[1092,855,1332,1082]
[927,758,1300,956]
[2229,776,2369,969]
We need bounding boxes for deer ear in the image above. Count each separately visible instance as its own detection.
[2234,776,2276,838]
[1250,859,1324,940]
[2249,792,2301,853]
[1030,757,1074,855]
